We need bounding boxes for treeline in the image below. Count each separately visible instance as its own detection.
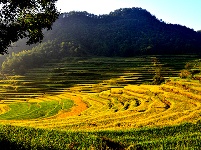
[2,7,201,74]
[1,40,86,74]
[46,7,201,56]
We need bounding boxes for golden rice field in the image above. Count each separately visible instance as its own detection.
[0,77,200,131]
[0,56,201,149]
[0,56,201,132]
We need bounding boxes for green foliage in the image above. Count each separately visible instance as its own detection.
[1,40,84,74]
[0,0,59,54]
[179,59,201,79]
[152,74,165,85]
[152,57,165,85]
[0,122,200,149]
[95,122,201,149]
[179,69,192,79]
[0,125,103,150]
[53,8,201,57]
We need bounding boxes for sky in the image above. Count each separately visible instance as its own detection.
[56,0,201,31]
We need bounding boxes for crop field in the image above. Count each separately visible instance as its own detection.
[0,55,201,149]
[0,55,197,100]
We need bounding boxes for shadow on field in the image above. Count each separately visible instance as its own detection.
[0,139,26,150]
[101,137,125,150]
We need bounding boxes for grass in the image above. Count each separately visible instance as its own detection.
[61,99,74,110]
[0,98,74,120]
[0,122,200,149]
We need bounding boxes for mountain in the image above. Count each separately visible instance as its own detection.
[43,7,201,56]
[1,7,201,74]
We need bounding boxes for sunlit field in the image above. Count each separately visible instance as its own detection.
[0,55,200,149]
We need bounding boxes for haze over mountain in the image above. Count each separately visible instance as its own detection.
[1,7,201,74]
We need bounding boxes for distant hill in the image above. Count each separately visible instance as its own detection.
[1,7,201,74]
[41,7,201,56]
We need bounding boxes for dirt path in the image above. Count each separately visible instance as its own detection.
[56,95,88,118]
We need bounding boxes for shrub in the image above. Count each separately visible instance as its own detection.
[179,70,192,79]
[152,74,165,85]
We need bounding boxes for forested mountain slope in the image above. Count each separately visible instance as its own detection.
[1,7,201,74]
[46,8,201,56]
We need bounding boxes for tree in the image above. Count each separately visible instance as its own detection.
[0,0,59,54]
[152,57,165,85]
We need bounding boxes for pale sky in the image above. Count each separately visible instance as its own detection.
[56,0,201,31]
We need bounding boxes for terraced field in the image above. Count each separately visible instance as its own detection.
[0,56,200,131]
[0,55,197,101]
[0,78,200,131]
[0,56,201,149]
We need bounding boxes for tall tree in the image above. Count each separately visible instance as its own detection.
[0,0,59,54]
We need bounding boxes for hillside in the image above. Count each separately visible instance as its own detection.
[1,7,201,74]
[11,7,201,55]
[46,8,201,56]
[0,56,201,149]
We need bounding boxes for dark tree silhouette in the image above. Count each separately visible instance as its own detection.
[0,0,59,54]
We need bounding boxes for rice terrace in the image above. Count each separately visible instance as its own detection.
[0,56,201,149]
[1,1,201,149]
